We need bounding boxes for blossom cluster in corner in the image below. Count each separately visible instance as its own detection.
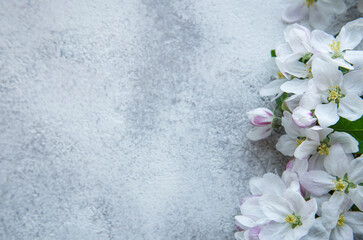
[236,16,363,240]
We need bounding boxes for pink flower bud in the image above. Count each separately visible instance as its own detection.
[247,108,274,127]
[292,106,316,127]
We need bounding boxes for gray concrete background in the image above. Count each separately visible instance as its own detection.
[0,1,361,239]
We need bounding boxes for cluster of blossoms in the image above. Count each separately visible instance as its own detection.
[236,16,363,240]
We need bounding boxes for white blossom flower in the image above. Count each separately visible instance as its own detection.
[299,57,363,127]
[258,189,317,240]
[300,144,363,210]
[292,106,317,127]
[317,193,363,240]
[282,0,347,30]
[311,18,363,70]
[246,108,275,141]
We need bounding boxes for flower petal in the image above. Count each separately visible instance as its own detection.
[329,131,359,154]
[308,6,331,30]
[330,225,353,240]
[247,126,272,141]
[282,2,309,23]
[338,94,363,121]
[337,18,363,50]
[249,173,286,196]
[259,194,291,222]
[300,170,334,196]
[295,140,318,159]
[315,102,339,128]
[348,187,363,211]
[311,30,335,54]
[312,57,342,91]
[280,79,309,95]
[324,143,350,177]
[259,222,290,240]
[342,69,363,96]
[276,135,298,157]
[300,217,329,240]
[344,211,363,235]
[260,79,286,97]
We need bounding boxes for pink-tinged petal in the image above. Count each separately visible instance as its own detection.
[259,194,291,222]
[324,143,350,177]
[330,225,353,240]
[300,170,334,196]
[344,212,363,235]
[337,18,363,50]
[235,215,257,230]
[276,135,297,157]
[329,131,359,154]
[247,108,274,126]
[338,94,363,121]
[247,126,272,141]
[244,226,261,240]
[259,222,290,240]
[282,2,309,23]
[295,140,318,159]
[349,187,363,211]
[259,79,286,97]
[280,79,309,95]
[315,102,339,128]
[311,30,335,54]
[348,157,363,184]
[343,69,363,96]
[308,6,331,30]
[292,106,316,127]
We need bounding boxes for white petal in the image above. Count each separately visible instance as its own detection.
[308,6,331,30]
[276,42,293,57]
[343,50,363,67]
[338,94,363,121]
[259,194,291,222]
[234,231,246,240]
[276,135,297,157]
[249,173,286,196]
[324,143,350,177]
[240,197,265,220]
[329,131,359,154]
[285,23,312,53]
[280,79,309,95]
[260,79,286,97]
[348,157,363,184]
[342,70,363,96]
[311,30,335,54]
[300,170,334,196]
[299,81,322,110]
[337,18,363,50]
[292,106,317,127]
[312,57,342,91]
[348,187,363,211]
[247,126,272,141]
[259,222,290,240]
[300,217,330,240]
[276,53,307,78]
[282,2,309,23]
[235,216,255,229]
[285,94,302,112]
[321,192,351,230]
[282,111,302,138]
[317,0,347,14]
[295,140,318,159]
[344,211,363,235]
[308,154,326,171]
[315,102,339,128]
[244,226,262,240]
[332,57,354,70]
[330,225,353,240]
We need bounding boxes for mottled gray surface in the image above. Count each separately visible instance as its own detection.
[0,1,360,240]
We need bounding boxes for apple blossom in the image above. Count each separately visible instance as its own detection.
[282,0,347,30]
[246,108,275,141]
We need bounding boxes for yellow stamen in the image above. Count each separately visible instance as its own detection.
[285,214,298,224]
[304,63,313,79]
[337,214,345,227]
[333,179,348,192]
[305,0,316,7]
[329,40,342,58]
[328,86,344,104]
[296,137,306,147]
[277,72,285,79]
[318,143,329,155]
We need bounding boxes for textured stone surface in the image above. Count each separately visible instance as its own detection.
[0,1,361,239]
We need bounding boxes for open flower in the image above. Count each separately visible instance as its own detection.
[299,57,363,127]
[300,144,363,210]
[282,0,347,30]
[311,18,363,70]
[246,108,275,141]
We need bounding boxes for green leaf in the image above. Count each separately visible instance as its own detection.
[339,66,350,75]
[331,117,363,154]
[275,92,289,113]
[271,49,276,57]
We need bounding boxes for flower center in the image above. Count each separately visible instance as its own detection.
[317,143,329,155]
[305,0,317,7]
[328,86,344,104]
[277,72,285,79]
[304,62,313,79]
[332,174,358,194]
[329,40,342,58]
[296,137,306,147]
[337,214,345,227]
[285,213,303,229]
